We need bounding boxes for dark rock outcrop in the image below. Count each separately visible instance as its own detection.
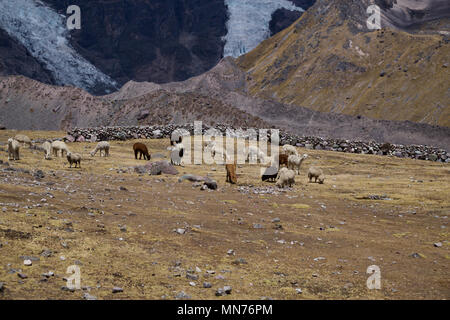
[270,1,316,36]
[0,29,55,85]
[41,0,228,87]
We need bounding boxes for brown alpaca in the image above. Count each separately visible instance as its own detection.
[225,163,237,184]
[279,154,289,167]
[133,143,151,160]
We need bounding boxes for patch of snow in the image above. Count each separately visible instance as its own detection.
[0,0,117,92]
[223,0,304,57]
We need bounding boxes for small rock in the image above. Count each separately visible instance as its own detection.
[175,291,191,300]
[313,257,326,262]
[40,249,53,258]
[223,286,232,294]
[18,273,28,279]
[112,287,123,293]
[23,259,32,266]
[215,288,225,296]
[295,288,302,294]
[232,258,247,265]
[203,282,212,288]
[186,273,199,281]
[433,242,442,248]
[61,286,75,292]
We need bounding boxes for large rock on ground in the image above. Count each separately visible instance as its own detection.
[145,160,178,175]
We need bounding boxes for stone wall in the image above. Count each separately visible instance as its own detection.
[66,124,449,163]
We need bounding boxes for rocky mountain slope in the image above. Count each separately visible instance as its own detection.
[0,0,311,93]
[1,58,449,150]
[0,0,449,149]
[237,0,450,127]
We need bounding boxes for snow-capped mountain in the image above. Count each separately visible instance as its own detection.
[0,0,311,94]
[0,0,118,93]
[1,0,447,95]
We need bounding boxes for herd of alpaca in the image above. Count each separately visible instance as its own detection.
[3,133,325,188]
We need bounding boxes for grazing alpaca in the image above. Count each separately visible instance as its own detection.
[51,141,70,157]
[276,167,296,188]
[279,154,289,167]
[8,138,20,160]
[133,142,151,160]
[14,134,32,147]
[42,141,52,160]
[225,163,237,184]
[308,167,325,184]
[67,152,81,168]
[90,141,110,157]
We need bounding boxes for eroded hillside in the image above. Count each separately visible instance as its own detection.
[237,0,450,126]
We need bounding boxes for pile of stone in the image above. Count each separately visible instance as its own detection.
[66,124,449,163]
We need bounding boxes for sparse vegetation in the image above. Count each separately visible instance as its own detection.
[0,130,448,299]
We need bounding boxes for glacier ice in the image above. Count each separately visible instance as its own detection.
[224,0,304,58]
[0,0,117,92]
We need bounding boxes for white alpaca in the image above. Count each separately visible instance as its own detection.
[170,143,185,166]
[42,141,52,160]
[308,167,325,184]
[246,146,267,163]
[8,138,20,160]
[51,141,70,157]
[14,134,32,147]
[204,140,231,163]
[276,167,296,188]
[90,141,110,157]
[282,144,298,156]
[288,154,308,175]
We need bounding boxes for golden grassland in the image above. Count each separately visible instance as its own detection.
[0,130,449,300]
[238,12,450,127]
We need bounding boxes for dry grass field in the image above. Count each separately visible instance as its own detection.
[0,130,449,300]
